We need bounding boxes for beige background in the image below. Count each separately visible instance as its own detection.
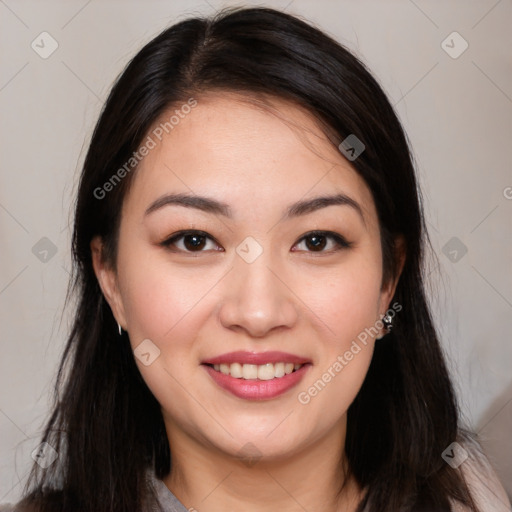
[1,0,511,503]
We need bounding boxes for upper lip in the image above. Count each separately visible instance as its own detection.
[202,351,311,366]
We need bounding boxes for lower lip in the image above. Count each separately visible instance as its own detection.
[203,364,311,400]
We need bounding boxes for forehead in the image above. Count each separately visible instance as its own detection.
[124,92,377,224]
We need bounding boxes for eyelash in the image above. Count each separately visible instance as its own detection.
[159,229,353,255]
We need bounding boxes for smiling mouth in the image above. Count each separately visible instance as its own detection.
[205,362,305,380]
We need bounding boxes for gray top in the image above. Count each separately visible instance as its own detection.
[147,472,189,512]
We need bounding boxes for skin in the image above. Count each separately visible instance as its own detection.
[91,92,406,511]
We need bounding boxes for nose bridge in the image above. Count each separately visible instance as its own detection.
[217,236,298,337]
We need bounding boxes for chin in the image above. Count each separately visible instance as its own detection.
[214,423,311,460]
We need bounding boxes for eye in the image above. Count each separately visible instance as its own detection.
[292,230,352,253]
[160,230,222,253]
[160,229,352,255]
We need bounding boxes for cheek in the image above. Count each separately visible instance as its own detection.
[116,251,222,403]
[118,252,216,345]
[296,255,383,343]
[117,253,219,421]
[296,342,374,430]
[293,256,382,415]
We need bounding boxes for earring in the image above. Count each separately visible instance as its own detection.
[382,313,394,332]
[117,322,123,336]
[376,313,394,340]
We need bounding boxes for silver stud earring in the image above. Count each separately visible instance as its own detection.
[382,313,394,332]
[118,322,123,336]
[376,313,394,340]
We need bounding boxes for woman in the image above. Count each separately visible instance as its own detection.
[5,6,510,512]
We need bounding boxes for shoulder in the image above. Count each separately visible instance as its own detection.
[452,434,511,512]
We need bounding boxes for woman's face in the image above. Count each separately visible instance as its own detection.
[93,93,402,462]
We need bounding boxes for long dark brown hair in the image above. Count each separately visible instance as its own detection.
[17,6,482,511]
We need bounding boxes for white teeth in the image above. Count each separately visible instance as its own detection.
[258,363,275,381]
[210,362,304,380]
[230,362,243,378]
[242,364,258,379]
[274,362,285,378]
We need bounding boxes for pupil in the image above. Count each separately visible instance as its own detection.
[306,235,326,251]
[184,234,205,251]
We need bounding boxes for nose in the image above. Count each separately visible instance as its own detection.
[217,249,299,338]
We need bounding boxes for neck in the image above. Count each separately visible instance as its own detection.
[162,417,363,512]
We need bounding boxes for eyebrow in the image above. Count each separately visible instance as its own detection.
[144,192,366,226]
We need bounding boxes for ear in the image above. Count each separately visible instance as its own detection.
[378,234,406,315]
[90,236,127,329]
